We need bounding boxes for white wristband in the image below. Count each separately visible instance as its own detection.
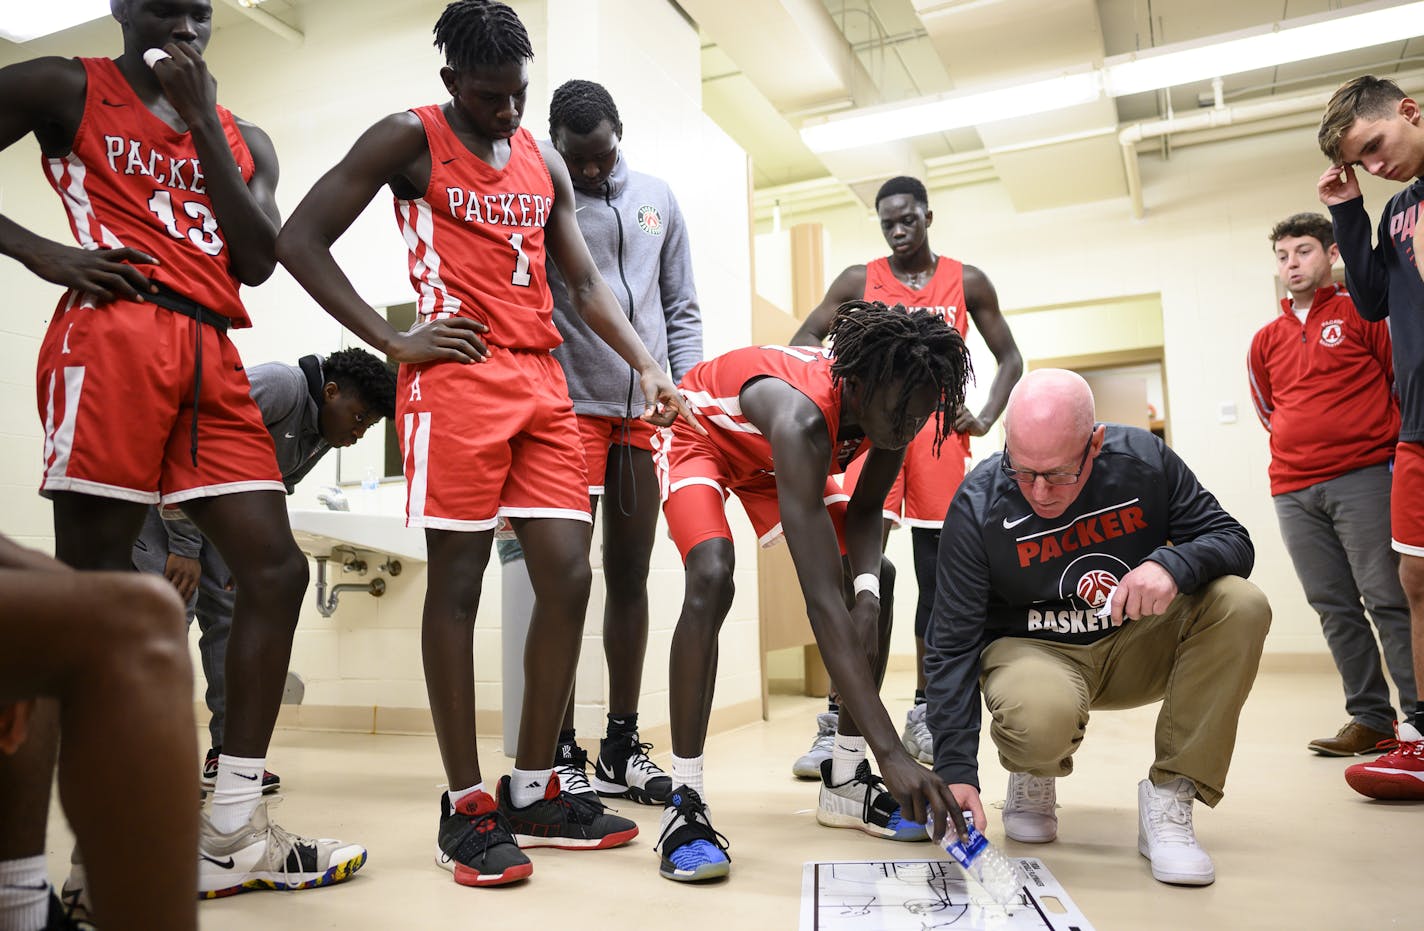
[853,572,880,599]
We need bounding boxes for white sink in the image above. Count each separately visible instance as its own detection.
[287,509,427,563]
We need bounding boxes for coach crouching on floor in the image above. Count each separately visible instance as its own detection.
[924,368,1270,886]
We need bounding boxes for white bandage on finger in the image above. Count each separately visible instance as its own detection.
[853,572,880,600]
[143,48,172,69]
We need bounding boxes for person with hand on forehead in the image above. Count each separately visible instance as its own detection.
[925,369,1269,887]
[1318,75,1424,800]
[276,0,699,888]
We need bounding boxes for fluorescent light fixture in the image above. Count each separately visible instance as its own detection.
[802,71,1101,154]
[1104,0,1424,97]
[798,0,1424,154]
[0,0,110,43]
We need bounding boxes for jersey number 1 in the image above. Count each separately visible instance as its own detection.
[507,233,531,287]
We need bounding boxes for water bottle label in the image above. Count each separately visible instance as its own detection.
[944,823,989,869]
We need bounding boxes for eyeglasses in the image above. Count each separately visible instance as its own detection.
[1001,431,1095,486]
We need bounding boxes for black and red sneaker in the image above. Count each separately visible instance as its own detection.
[436,791,532,887]
[497,773,638,850]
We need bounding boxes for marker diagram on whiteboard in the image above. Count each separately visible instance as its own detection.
[800,858,1095,931]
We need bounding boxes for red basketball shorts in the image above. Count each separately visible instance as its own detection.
[35,292,282,505]
[654,425,848,561]
[841,420,970,528]
[397,349,591,531]
[577,414,656,496]
[1391,441,1424,556]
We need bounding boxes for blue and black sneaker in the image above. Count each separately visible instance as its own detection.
[655,786,731,882]
[816,759,928,841]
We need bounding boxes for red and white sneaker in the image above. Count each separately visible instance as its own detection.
[1345,722,1424,800]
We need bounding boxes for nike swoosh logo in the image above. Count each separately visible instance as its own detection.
[575,206,588,212]
[284,432,296,438]
[1002,514,1032,529]
[101,98,127,108]
[201,855,235,869]
[441,156,459,165]
[234,771,259,781]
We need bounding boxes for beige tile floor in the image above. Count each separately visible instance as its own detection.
[45,667,1417,930]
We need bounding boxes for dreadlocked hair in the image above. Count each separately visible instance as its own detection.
[549,79,623,138]
[827,300,973,455]
[433,0,533,72]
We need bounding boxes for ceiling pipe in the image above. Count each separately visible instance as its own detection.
[1118,64,1424,218]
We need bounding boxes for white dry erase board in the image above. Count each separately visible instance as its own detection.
[800,858,1095,931]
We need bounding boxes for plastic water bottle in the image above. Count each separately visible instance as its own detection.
[361,466,380,509]
[932,816,1026,908]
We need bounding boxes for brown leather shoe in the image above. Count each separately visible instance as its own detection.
[1308,722,1396,757]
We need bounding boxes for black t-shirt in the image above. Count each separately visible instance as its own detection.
[923,425,1254,789]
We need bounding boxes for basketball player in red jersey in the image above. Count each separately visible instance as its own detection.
[277,0,697,888]
[790,176,1023,772]
[653,302,973,882]
[0,0,366,918]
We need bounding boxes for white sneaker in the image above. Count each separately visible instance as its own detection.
[901,704,933,764]
[198,801,367,898]
[792,711,838,779]
[816,758,928,841]
[1137,777,1214,886]
[1002,772,1057,843]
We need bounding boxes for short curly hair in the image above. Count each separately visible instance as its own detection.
[1269,213,1335,250]
[549,79,623,139]
[325,348,397,420]
[874,176,929,209]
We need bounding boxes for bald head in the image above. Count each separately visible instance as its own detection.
[1005,370,1094,453]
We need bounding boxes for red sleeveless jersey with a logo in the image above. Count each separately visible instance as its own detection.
[43,58,254,324]
[863,256,968,337]
[395,111,558,351]
[674,344,867,484]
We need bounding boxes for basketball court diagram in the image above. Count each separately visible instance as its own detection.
[800,857,1096,931]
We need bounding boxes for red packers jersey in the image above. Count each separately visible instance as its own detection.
[674,344,866,484]
[44,58,255,324]
[864,256,968,338]
[395,110,559,351]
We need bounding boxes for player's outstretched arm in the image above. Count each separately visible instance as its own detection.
[745,379,965,840]
[959,266,1022,435]
[540,140,698,431]
[0,58,160,303]
[277,114,489,365]
[790,266,868,346]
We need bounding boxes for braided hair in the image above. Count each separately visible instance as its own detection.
[549,79,623,138]
[433,0,533,71]
[827,300,973,454]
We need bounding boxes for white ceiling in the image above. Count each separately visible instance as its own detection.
[690,0,1424,215]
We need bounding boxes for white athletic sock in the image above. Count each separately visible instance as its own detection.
[831,733,867,784]
[671,753,704,796]
[210,754,265,834]
[447,782,486,808]
[0,855,49,931]
[509,768,553,808]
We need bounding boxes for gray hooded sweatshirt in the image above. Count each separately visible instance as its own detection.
[547,152,702,419]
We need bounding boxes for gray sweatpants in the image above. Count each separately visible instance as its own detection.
[131,506,236,749]
[1273,462,1417,732]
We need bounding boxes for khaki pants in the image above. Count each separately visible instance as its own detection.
[980,576,1271,807]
